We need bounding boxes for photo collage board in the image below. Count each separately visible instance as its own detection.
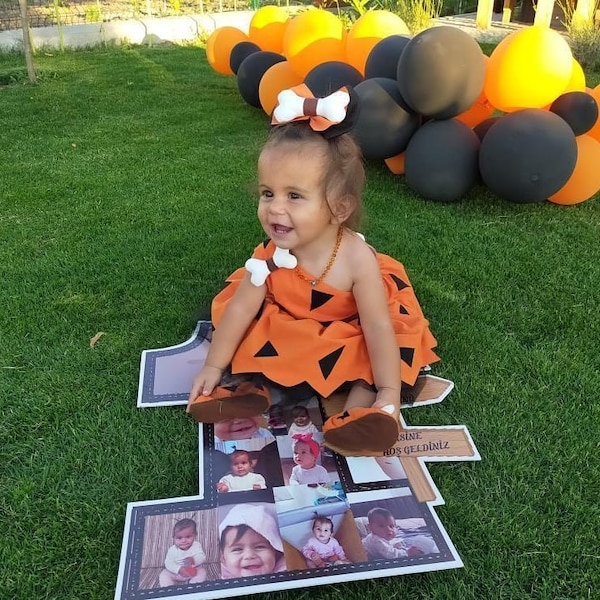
[115,321,480,600]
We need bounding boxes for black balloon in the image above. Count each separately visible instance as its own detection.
[549,91,599,136]
[397,26,486,120]
[230,41,261,75]
[352,77,420,160]
[237,51,286,108]
[404,119,480,202]
[304,61,364,97]
[364,35,411,80]
[479,109,577,203]
[473,116,501,142]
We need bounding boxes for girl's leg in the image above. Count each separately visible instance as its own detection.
[343,382,400,419]
[374,456,407,480]
[189,566,207,583]
[158,569,177,587]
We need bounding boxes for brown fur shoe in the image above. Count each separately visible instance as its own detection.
[322,407,400,457]
[186,380,270,423]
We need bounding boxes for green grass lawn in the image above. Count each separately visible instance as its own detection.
[1,45,599,600]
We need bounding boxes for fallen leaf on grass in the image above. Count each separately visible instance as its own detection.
[90,332,106,348]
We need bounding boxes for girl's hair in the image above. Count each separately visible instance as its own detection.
[291,405,309,418]
[229,449,251,463]
[262,123,365,230]
[367,507,394,523]
[313,516,333,531]
[173,518,197,535]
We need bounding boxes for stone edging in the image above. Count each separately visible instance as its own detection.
[0,10,254,51]
[0,10,531,52]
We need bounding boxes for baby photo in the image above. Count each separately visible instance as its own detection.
[271,397,339,486]
[267,392,324,435]
[218,500,287,579]
[345,455,409,485]
[214,436,284,491]
[137,508,219,590]
[274,490,366,570]
[347,489,440,561]
[277,431,338,486]
[213,414,274,443]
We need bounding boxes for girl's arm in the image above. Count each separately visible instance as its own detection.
[351,243,401,405]
[189,273,267,399]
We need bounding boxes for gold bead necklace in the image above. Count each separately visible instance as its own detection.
[294,226,343,287]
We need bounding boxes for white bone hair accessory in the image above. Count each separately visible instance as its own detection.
[245,246,298,286]
[273,89,350,125]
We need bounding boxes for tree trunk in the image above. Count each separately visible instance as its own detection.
[18,0,37,84]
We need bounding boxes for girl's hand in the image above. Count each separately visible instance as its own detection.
[217,482,229,492]
[188,365,224,401]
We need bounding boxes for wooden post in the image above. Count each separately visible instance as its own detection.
[476,0,494,29]
[533,0,555,26]
[502,0,515,23]
[572,0,593,28]
[18,0,37,84]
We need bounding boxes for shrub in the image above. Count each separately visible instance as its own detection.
[557,0,600,71]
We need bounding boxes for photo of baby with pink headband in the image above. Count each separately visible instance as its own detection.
[289,433,329,486]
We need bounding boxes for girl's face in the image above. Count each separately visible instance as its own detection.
[221,528,278,577]
[214,417,261,441]
[370,515,397,541]
[173,526,196,551]
[293,411,310,427]
[257,144,340,253]
[231,454,252,477]
[313,522,332,544]
[293,441,317,469]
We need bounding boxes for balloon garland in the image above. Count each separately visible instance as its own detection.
[205,8,600,205]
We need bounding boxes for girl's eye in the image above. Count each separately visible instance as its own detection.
[260,190,273,199]
[289,192,301,200]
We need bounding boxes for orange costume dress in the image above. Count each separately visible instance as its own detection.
[211,239,439,399]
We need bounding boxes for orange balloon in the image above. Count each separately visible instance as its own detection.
[456,56,494,127]
[345,10,409,75]
[283,10,346,79]
[563,57,586,93]
[586,86,600,142]
[249,6,289,53]
[258,60,304,116]
[385,152,406,175]
[485,26,573,112]
[206,27,249,76]
[548,135,600,204]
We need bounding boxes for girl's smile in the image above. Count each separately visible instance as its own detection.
[221,529,278,577]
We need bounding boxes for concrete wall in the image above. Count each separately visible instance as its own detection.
[0,10,254,51]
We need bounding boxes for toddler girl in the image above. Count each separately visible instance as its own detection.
[302,516,349,568]
[289,433,328,485]
[219,503,286,578]
[188,85,439,456]
[287,405,320,437]
[217,449,266,492]
[158,518,207,586]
